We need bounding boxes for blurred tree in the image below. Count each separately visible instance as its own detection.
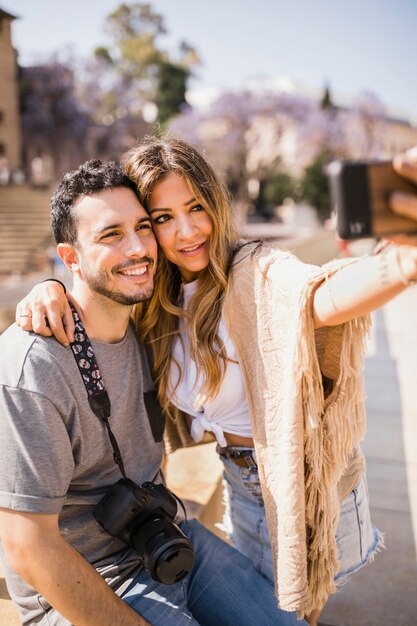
[260,171,299,210]
[171,90,316,217]
[93,2,199,126]
[320,84,336,111]
[155,61,190,125]
[349,91,387,158]
[100,3,166,79]
[171,85,389,220]
[20,58,90,177]
[299,153,331,221]
[77,54,151,159]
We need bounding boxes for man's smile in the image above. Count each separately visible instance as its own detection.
[118,266,148,277]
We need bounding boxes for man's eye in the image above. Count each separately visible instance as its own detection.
[137,223,152,233]
[102,231,118,239]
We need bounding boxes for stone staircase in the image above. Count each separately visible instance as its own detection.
[0,184,53,276]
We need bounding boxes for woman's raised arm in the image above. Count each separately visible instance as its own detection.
[313,147,417,328]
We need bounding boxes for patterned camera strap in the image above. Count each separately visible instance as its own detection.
[68,301,128,480]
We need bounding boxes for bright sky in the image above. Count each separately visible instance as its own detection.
[4,0,417,122]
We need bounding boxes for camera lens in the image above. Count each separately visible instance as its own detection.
[132,518,195,585]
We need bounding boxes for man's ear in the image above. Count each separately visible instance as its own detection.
[57,243,80,275]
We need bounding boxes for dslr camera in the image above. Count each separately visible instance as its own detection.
[93,478,194,585]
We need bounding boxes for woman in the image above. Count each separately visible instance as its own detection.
[17,139,417,624]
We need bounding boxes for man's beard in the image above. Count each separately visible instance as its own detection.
[81,260,154,305]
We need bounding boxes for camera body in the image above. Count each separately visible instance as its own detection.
[327,160,417,239]
[93,478,194,585]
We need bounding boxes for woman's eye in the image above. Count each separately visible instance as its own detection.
[153,214,171,225]
[191,204,205,212]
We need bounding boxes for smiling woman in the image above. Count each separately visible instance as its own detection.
[148,173,213,283]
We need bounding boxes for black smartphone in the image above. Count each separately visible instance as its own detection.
[327,160,417,239]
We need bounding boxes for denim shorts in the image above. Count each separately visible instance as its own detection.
[219,447,384,586]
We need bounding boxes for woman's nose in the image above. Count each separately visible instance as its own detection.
[177,216,196,239]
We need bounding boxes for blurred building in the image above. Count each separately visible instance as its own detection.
[0,7,22,180]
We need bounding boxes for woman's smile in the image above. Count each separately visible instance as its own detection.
[178,241,209,257]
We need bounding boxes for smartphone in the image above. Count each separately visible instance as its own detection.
[327,160,417,239]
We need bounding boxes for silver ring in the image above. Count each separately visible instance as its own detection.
[20,314,32,318]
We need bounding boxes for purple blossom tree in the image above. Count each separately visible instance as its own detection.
[20,56,90,178]
[347,90,387,158]
[170,86,390,220]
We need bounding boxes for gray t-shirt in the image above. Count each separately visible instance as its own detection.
[0,322,163,625]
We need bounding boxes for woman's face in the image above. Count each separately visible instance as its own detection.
[148,172,214,283]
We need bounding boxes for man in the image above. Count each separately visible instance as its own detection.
[0,160,302,626]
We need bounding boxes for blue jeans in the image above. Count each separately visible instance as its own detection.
[121,518,305,625]
[220,450,384,586]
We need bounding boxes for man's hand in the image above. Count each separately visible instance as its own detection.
[0,509,149,625]
[16,281,74,346]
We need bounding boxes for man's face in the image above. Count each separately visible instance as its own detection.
[71,187,157,305]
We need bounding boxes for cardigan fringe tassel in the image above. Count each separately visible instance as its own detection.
[296,270,372,616]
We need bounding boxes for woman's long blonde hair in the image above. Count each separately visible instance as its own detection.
[122,136,239,414]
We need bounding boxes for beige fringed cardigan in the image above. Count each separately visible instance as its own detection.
[165,242,371,616]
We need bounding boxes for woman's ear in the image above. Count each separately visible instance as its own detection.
[57,243,80,274]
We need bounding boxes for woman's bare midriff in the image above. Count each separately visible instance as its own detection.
[224,432,254,447]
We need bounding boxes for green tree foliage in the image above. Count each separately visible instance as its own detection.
[94,2,199,124]
[261,171,299,207]
[320,84,336,111]
[155,62,189,125]
[101,3,166,78]
[299,153,331,221]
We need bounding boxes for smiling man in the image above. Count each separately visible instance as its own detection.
[0,160,304,626]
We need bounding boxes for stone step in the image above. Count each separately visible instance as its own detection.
[0,209,50,214]
[0,193,50,207]
[0,185,53,275]
[0,247,48,257]
[0,233,51,241]
[0,235,52,245]
[0,217,50,225]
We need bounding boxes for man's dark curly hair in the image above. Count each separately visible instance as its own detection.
[51,159,139,245]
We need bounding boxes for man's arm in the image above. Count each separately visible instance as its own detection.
[0,509,150,626]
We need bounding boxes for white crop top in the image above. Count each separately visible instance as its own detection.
[168,280,252,447]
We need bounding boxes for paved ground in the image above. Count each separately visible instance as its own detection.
[319,288,417,626]
[1,280,417,625]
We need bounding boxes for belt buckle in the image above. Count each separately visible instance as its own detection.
[232,449,257,469]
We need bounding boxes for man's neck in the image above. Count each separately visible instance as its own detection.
[70,284,132,344]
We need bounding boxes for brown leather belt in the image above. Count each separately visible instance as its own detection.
[230,455,255,468]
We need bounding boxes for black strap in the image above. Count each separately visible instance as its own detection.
[68,302,128,480]
[143,341,165,443]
